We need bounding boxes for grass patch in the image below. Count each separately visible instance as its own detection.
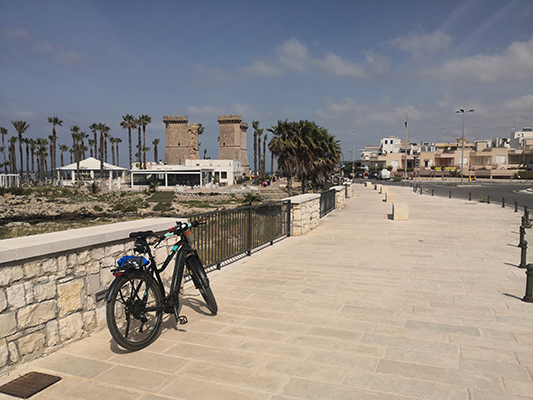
[153,202,172,212]
[147,191,175,203]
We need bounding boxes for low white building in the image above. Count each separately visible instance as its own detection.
[57,157,127,186]
[130,159,243,188]
[510,127,533,149]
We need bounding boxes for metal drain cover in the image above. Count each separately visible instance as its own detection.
[0,372,61,398]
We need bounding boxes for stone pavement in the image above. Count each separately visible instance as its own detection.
[1,184,532,400]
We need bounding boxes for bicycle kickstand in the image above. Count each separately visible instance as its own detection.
[173,307,188,325]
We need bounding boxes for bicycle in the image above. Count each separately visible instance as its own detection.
[105,217,217,351]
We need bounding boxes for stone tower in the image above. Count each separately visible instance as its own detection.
[163,116,202,164]
[163,115,189,165]
[218,115,250,173]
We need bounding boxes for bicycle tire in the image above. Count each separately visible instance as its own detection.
[106,271,163,351]
[187,257,218,315]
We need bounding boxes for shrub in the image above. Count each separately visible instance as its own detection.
[93,205,103,212]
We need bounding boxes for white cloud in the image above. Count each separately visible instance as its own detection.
[314,54,367,79]
[389,30,453,56]
[184,105,224,118]
[314,97,421,126]
[1,27,82,65]
[421,36,533,84]
[277,38,310,73]
[502,94,533,113]
[238,60,283,77]
[237,39,387,80]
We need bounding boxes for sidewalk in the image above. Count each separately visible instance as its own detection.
[1,184,532,400]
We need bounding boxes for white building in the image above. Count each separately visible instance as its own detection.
[130,159,243,188]
[510,127,533,149]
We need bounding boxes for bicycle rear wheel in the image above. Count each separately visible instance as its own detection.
[106,271,163,351]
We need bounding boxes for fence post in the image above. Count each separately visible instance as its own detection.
[524,263,533,303]
[247,206,253,256]
[519,224,528,269]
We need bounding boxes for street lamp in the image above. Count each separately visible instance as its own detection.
[456,108,474,184]
[404,113,408,180]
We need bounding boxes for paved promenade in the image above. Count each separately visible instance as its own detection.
[1,184,532,399]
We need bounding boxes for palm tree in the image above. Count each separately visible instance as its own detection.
[134,117,142,167]
[47,117,63,183]
[11,120,30,178]
[80,132,88,159]
[268,120,296,194]
[8,136,17,174]
[252,121,259,174]
[70,126,82,183]
[1,127,8,174]
[109,137,117,166]
[89,123,99,159]
[120,114,135,171]
[98,123,110,177]
[263,133,267,176]
[115,137,122,166]
[29,139,36,179]
[88,139,95,158]
[36,138,49,183]
[23,138,30,182]
[152,138,160,163]
[59,144,69,167]
[138,115,151,169]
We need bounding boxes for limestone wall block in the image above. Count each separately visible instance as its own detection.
[95,304,106,328]
[56,255,67,278]
[0,289,6,313]
[46,320,59,347]
[77,250,90,265]
[8,342,18,363]
[17,331,45,356]
[0,266,23,287]
[58,313,84,342]
[86,273,100,296]
[67,253,77,268]
[6,283,25,309]
[91,247,105,261]
[33,280,56,302]
[86,260,100,275]
[83,310,97,331]
[86,296,96,311]
[105,243,124,257]
[41,258,57,274]
[24,262,42,279]
[0,312,16,338]
[58,279,84,317]
[17,300,56,329]
[24,282,34,304]
[0,339,7,368]
[100,266,114,288]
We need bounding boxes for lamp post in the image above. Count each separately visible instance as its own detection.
[352,131,355,179]
[456,109,474,184]
[404,113,408,180]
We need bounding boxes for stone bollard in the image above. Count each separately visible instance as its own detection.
[519,225,528,269]
[524,263,533,303]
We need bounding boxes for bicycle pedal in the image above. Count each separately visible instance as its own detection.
[178,316,188,325]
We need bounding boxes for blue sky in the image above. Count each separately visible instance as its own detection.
[1,0,532,167]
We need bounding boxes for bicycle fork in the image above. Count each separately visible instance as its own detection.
[169,245,188,326]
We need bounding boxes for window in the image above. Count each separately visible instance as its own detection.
[221,172,227,179]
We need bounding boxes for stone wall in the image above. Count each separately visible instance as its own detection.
[0,218,177,374]
[333,185,347,209]
[287,194,321,236]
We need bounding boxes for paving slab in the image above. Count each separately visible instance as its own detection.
[1,183,533,399]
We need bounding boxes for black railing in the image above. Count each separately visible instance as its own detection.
[320,188,336,218]
[185,200,290,269]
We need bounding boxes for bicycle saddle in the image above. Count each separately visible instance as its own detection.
[129,230,154,239]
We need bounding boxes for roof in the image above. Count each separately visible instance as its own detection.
[57,157,127,171]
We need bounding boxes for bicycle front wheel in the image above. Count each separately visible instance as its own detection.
[106,271,163,351]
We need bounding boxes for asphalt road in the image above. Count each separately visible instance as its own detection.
[357,179,533,213]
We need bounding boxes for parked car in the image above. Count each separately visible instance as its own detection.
[378,169,391,180]
[369,170,379,179]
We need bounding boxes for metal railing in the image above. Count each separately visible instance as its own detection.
[185,200,291,269]
[320,188,336,218]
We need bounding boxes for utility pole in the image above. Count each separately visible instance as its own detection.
[404,113,408,180]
